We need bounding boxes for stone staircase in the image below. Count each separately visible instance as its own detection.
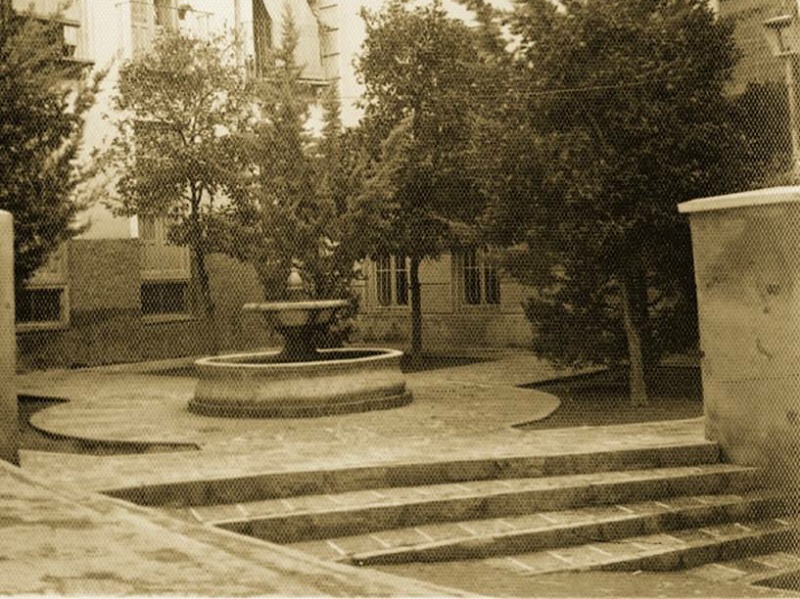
[106,442,800,586]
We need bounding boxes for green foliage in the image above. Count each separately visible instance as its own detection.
[311,87,372,301]
[216,14,357,305]
[471,0,753,399]
[209,13,367,345]
[105,29,251,323]
[354,0,489,355]
[108,18,367,346]
[357,0,487,238]
[109,31,249,220]
[0,7,97,289]
[732,81,793,186]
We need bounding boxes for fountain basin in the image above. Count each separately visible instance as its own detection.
[189,348,412,418]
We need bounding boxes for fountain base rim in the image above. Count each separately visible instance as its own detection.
[188,390,412,419]
[195,347,404,369]
[190,347,412,419]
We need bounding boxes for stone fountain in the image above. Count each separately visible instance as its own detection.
[189,268,412,418]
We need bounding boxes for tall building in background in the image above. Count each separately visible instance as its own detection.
[717,0,789,93]
[12,0,532,368]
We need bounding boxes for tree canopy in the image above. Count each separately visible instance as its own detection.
[211,15,365,316]
[217,17,336,301]
[0,5,97,289]
[107,16,369,349]
[354,0,489,357]
[470,0,754,404]
[105,29,251,336]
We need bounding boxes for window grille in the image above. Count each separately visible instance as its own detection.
[375,254,408,307]
[141,280,189,316]
[394,256,408,305]
[461,248,500,306]
[16,288,64,324]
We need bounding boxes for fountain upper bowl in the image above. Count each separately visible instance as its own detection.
[243,299,350,328]
[243,299,350,313]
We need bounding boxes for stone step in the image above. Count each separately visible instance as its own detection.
[689,549,800,585]
[181,463,764,544]
[286,490,793,566]
[106,442,720,507]
[749,567,800,594]
[481,516,800,575]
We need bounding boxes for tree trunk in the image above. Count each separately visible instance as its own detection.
[620,277,648,407]
[188,202,218,353]
[192,244,214,319]
[628,260,655,382]
[409,255,423,360]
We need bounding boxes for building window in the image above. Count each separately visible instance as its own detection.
[138,215,159,243]
[376,255,408,307]
[141,281,189,317]
[248,0,326,83]
[16,246,69,331]
[461,248,500,306]
[138,215,191,282]
[16,287,68,330]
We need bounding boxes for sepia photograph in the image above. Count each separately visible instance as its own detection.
[1,0,799,596]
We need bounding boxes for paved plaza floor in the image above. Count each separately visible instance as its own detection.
[17,348,698,492]
[5,348,795,596]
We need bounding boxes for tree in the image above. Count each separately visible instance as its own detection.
[219,16,329,300]
[213,16,349,300]
[105,30,251,347]
[733,81,794,187]
[211,14,367,346]
[472,0,754,405]
[308,85,374,306]
[355,0,488,358]
[0,3,97,290]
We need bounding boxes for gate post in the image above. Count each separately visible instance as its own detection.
[679,188,800,482]
[0,210,19,465]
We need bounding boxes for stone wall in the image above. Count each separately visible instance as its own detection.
[206,253,275,352]
[0,212,19,463]
[680,187,800,483]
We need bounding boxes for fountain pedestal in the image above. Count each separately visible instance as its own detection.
[246,299,351,363]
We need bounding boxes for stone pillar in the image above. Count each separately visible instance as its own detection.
[0,211,19,464]
[679,187,800,483]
